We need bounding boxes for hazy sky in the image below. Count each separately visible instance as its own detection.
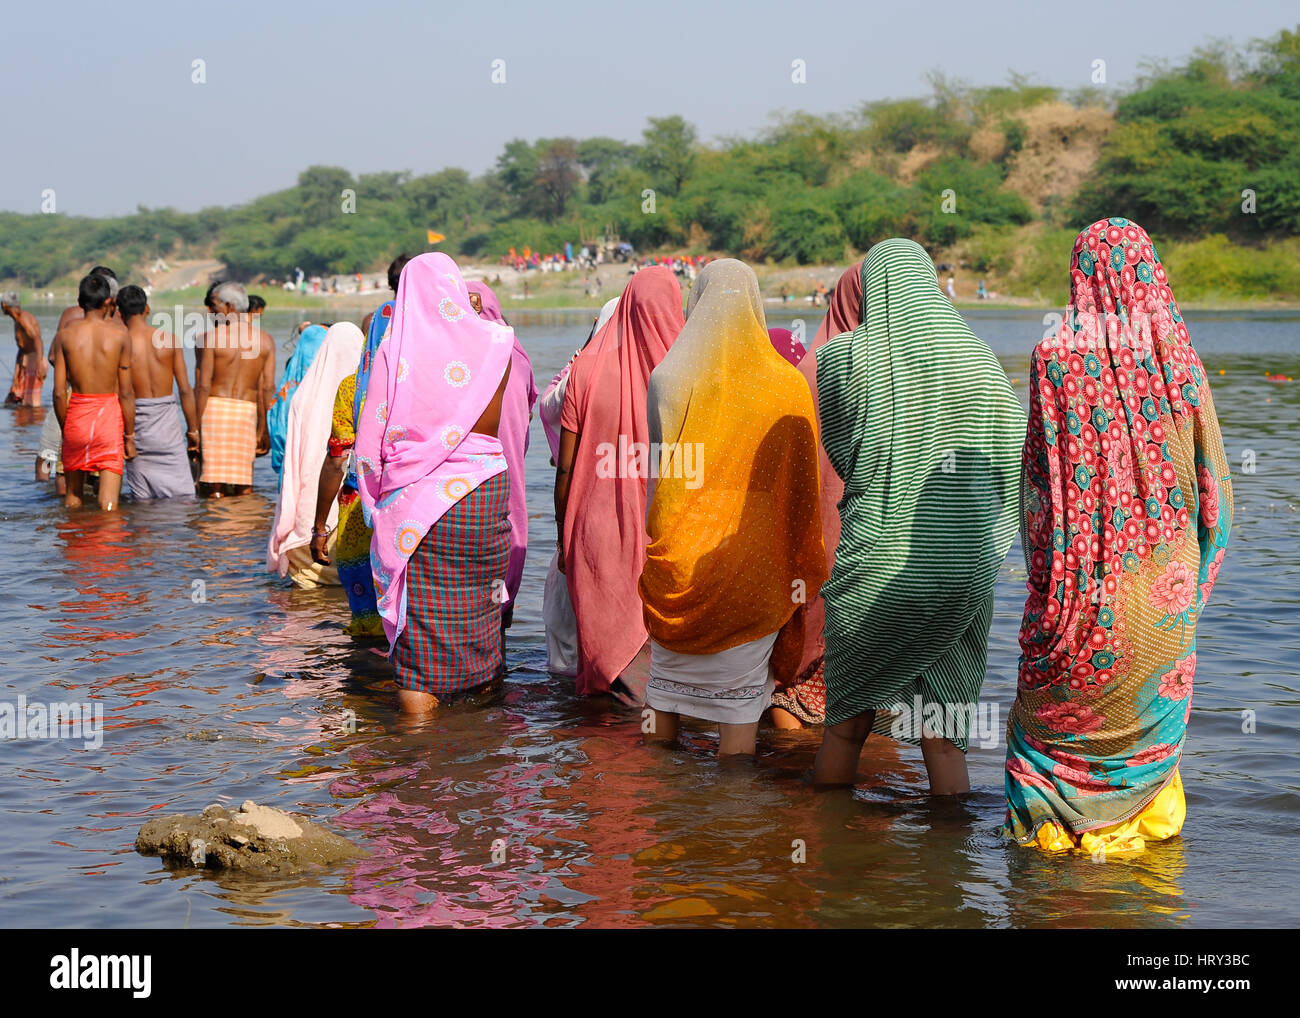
[3,0,1294,216]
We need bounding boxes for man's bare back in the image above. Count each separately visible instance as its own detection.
[197,315,275,452]
[122,299,199,447]
[58,314,131,398]
[127,318,183,398]
[202,321,273,401]
[47,305,82,367]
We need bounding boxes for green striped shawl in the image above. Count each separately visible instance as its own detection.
[816,238,1025,748]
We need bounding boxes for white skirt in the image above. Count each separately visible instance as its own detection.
[543,548,579,676]
[39,407,62,464]
[646,631,778,725]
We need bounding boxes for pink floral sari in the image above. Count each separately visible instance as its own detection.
[1004,218,1233,843]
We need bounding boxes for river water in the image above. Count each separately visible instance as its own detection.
[1,303,1296,928]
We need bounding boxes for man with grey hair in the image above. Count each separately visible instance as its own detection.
[196,281,275,496]
[3,292,45,407]
[211,281,249,314]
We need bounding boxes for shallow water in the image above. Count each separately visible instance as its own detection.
[1,304,1297,928]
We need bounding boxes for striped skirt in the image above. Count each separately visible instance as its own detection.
[392,470,510,697]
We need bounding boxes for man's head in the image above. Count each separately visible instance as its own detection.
[388,253,412,293]
[116,284,149,322]
[1,292,19,314]
[204,280,224,313]
[89,265,119,300]
[78,273,113,311]
[248,294,266,316]
[211,281,249,315]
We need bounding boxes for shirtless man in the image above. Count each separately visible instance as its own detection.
[196,282,274,497]
[54,273,136,510]
[38,266,119,487]
[47,266,119,367]
[2,293,44,406]
[119,285,199,498]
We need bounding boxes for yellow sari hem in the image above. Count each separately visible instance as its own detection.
[1026,770,1185,857]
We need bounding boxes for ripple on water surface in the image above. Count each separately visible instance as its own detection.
[1,308,1297,927]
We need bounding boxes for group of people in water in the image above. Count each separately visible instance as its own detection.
[15,215,1233,857]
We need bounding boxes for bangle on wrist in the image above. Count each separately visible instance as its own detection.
[311,527,330,538]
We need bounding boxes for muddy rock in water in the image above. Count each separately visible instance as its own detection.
[135,800,366,875]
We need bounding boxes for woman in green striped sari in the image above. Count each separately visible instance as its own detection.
[811,239,1025,793]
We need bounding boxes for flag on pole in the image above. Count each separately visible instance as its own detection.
[426,231,445,245]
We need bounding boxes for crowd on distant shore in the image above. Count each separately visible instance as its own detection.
[4,215,1234,858]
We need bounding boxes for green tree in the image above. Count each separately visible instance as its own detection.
[407,168,480,232]
[296,165,356,225]
[530,138,581,221]
[495,139,539,212]
[768,194,847,264]
[639,115,697,194]
[577,137,640,204]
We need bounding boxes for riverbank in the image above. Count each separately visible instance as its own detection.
[12,234,1300,314]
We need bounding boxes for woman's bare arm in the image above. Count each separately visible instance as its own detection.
[554,427,577,574]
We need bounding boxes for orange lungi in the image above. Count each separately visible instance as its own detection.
[62,393,124,475]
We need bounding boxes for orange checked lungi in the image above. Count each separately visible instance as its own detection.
[199,395,258,486]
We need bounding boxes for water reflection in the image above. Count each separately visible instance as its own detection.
[1,309,1295,927]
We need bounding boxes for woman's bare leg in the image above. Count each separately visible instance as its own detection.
[396,689,440,715]
[920,733,970,795]
[812,709,876,787]
[645,709,679,745]
[718,721,760,756]
[769,706,803,730]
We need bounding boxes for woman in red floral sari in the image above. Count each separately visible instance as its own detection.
[1004,217,1233,855]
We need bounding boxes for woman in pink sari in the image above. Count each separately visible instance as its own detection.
[555,268,684,700]
[355,253,515,714]
[770,262,865,729]
[540,297,619,676]
[466,280,538,628]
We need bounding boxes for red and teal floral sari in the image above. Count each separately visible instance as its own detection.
[1004,218,1233,849]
